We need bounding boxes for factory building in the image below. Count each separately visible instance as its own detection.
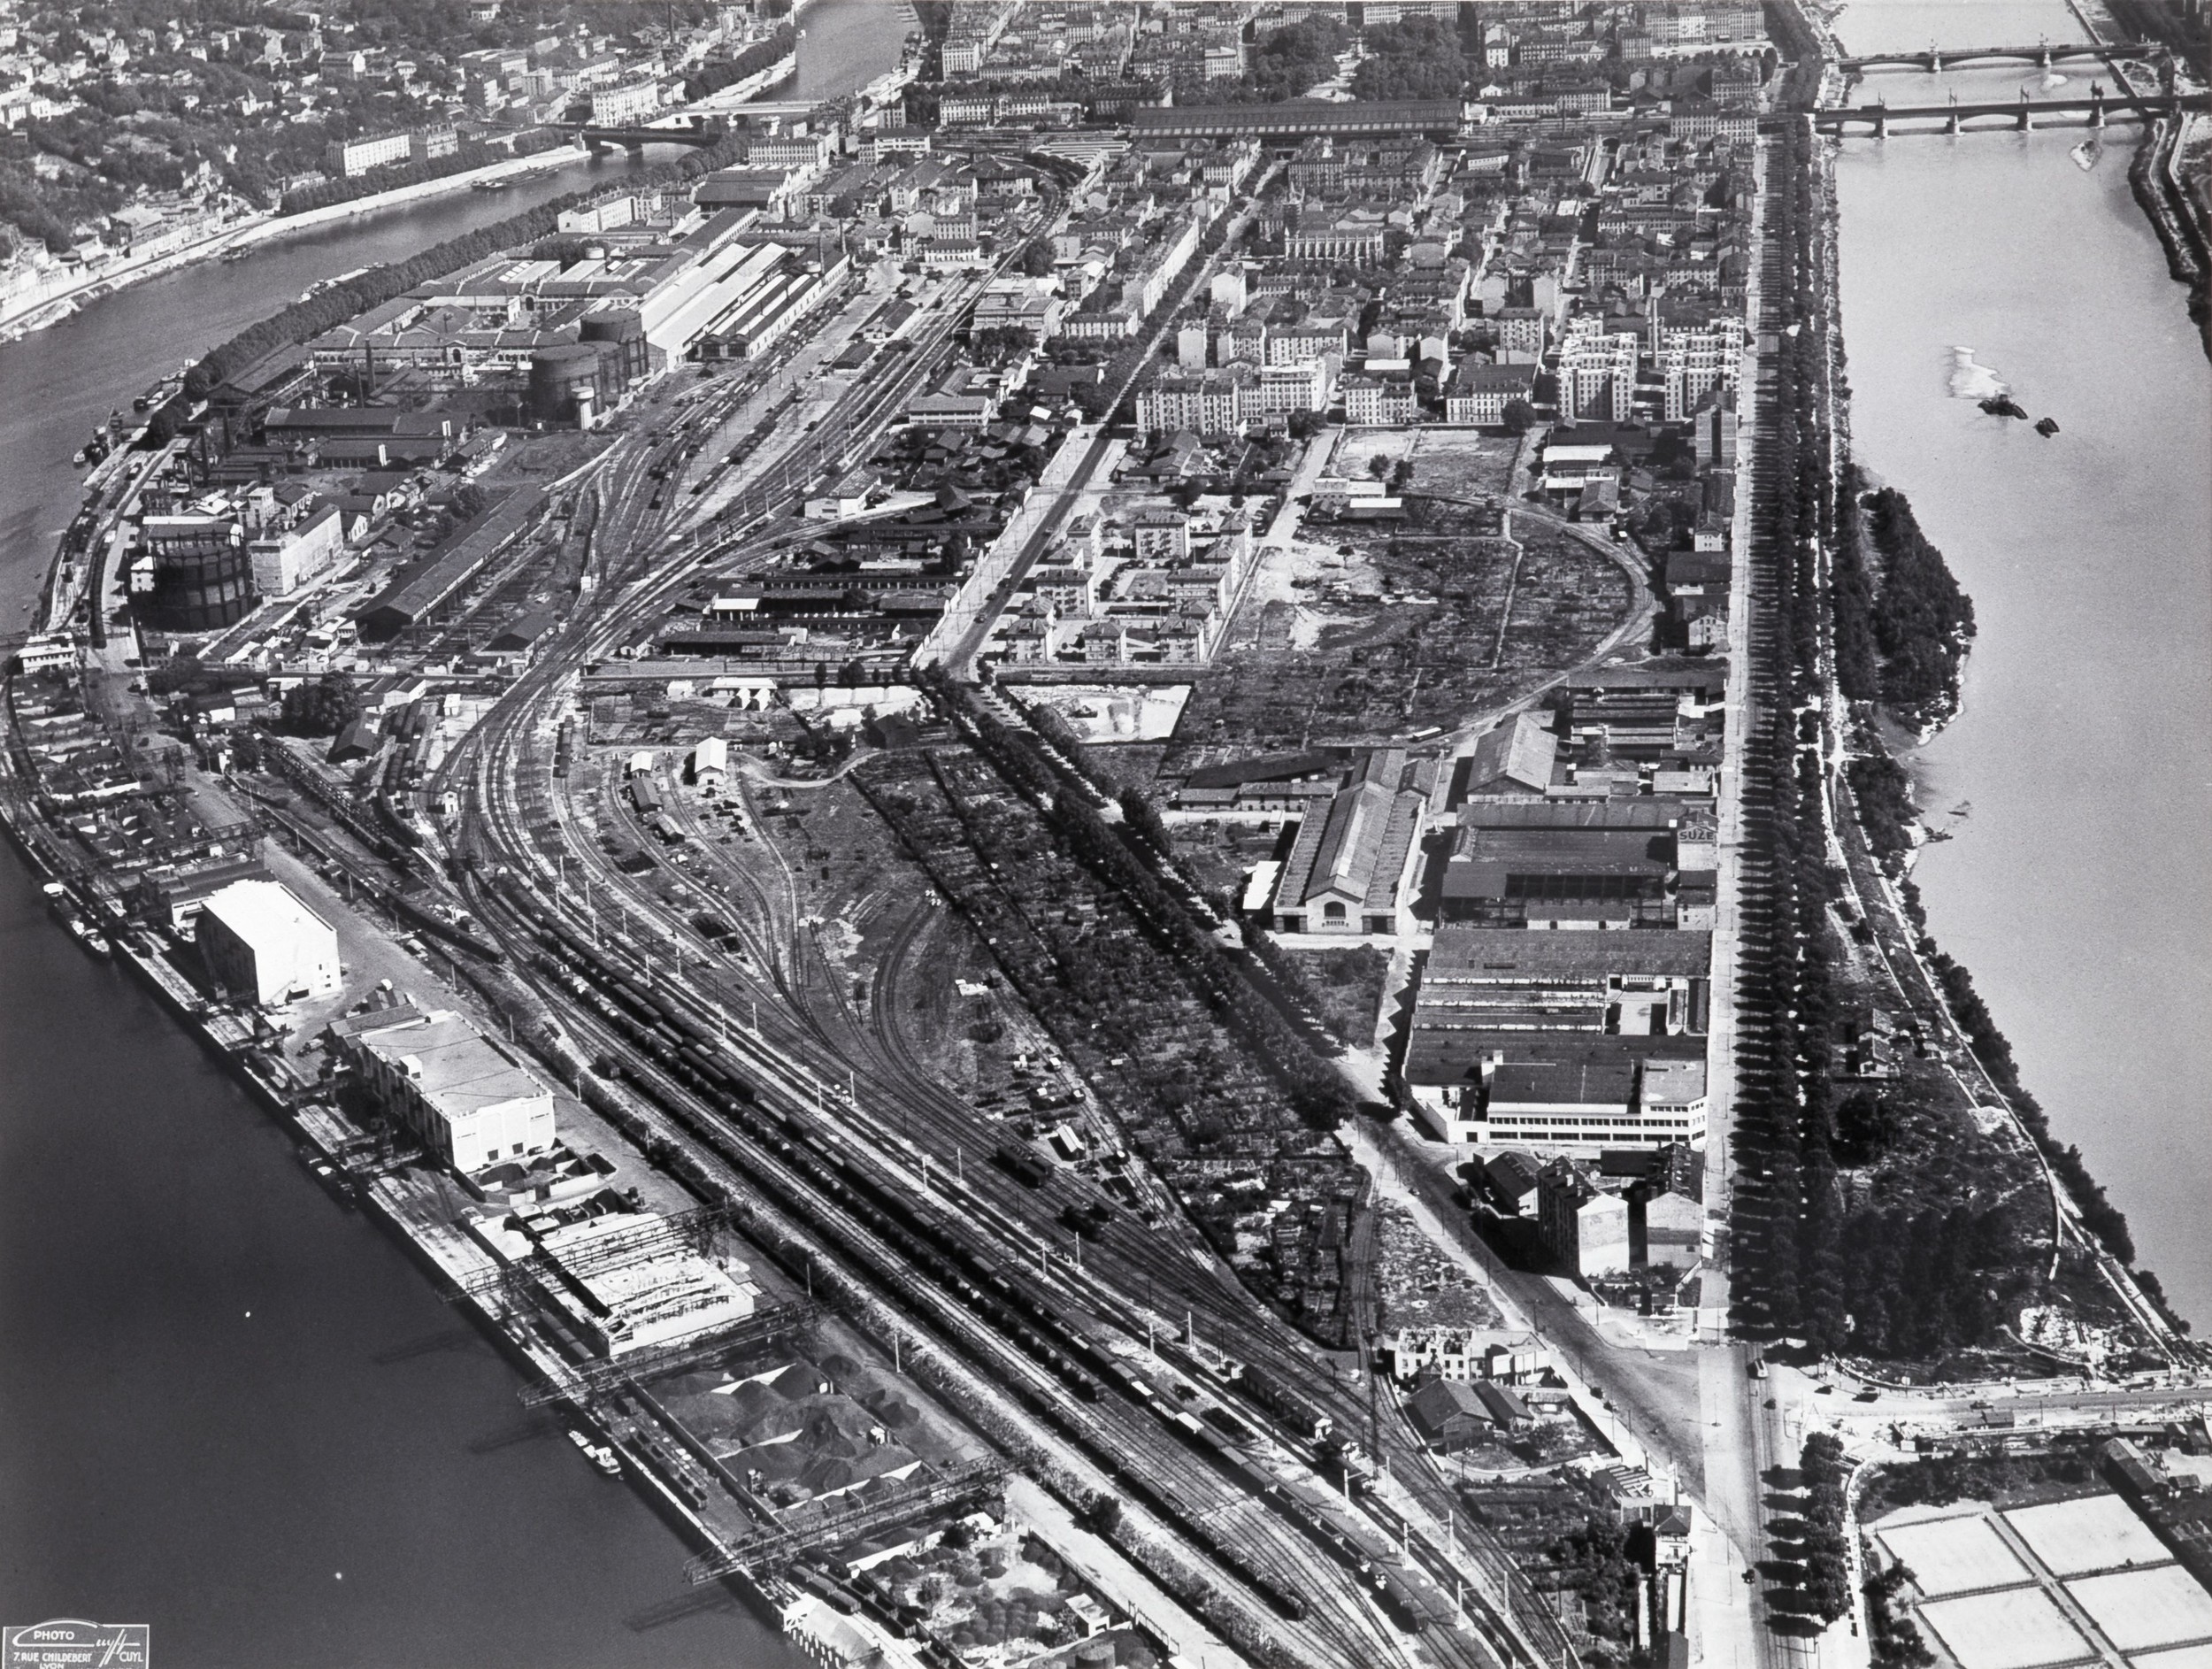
[195,879,342,1006]
[337,1005,557,1172]
[1269,751,1430,936]
[249,502,347,597]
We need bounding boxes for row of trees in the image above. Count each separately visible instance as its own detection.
[1738,112,2157,1362]
[1726,121,2040,1363]
[1798,1434,1854,1624]
[680,26,797,102]
[278,128,569,214]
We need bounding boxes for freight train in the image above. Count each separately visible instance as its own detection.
[491,873,1479,1632]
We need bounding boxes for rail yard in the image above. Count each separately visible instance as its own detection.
[8,3,2212,1666]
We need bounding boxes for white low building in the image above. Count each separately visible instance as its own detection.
[196,878,342,1006]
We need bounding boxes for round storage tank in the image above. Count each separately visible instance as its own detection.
[579,309,649,389]
[140,522,255,633]
[528,343,611,427]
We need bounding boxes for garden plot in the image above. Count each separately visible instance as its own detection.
[1877,1511,2032,1596]
[1917,1588,2093,1669]
[2005,1494,2174,1578]
[1171,503,1633,765]
[2068,1567,2212,1655]
[2130,1645,2212,1669]
[1327,429,1523,503]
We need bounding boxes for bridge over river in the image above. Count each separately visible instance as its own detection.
[1839,39,2158,73]
[1815,86,2203,135]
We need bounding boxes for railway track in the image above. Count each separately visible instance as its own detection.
[394,205,1573,1667]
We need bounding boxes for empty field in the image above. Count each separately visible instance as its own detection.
[1879,1511,2033,1596]
[2069,1566,2212,1654]
[2006,1493,2174,1577]
[1918,1588,2091,1669]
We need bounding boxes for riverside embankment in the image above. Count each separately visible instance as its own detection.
[0,3,903,1658]
[1830,0,2212,1329]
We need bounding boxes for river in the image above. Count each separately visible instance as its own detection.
[1832,0,2212,1328]
[0,4,901,1657]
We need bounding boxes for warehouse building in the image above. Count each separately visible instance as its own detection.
[1268,749,1431,936]
[337,1005,557,1171]
[195,879,342,1006]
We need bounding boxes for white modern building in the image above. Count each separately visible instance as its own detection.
[195,879,342,1006]
[341,1007,557,1171]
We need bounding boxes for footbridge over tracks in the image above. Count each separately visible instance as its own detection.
[1815,86,2201,135]
[1839,40,2158,73]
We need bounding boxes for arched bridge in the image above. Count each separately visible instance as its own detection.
[573,118,727,153]
[1839,41,2156,73]
[1815,86,2202,134]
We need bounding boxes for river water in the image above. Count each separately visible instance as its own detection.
[0,4,900,1657]
[1832,0,2212,1327]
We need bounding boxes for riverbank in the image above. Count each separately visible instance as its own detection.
[0,144,599,343]
[2127,114,2212,359]
[1816,4,2211,1342]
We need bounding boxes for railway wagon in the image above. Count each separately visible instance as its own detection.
[1231,1361,1334,1442]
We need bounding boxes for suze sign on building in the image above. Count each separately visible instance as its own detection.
[4,1621,150,1668]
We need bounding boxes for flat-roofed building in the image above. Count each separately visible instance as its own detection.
[340,1007,557,1170]
[1537,1159,1632,1278]
[1406,1036,1708,1150]
[195,878,341,1006]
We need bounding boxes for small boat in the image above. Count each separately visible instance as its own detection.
[1978,395,2029,419]
[2070,137,2102,171]
[65,913,110,957]
[568,1430,621,1475]
[471,176,512,191]
[2034,416,2060,436]
[221,246,253,263]
[71,449,85,465]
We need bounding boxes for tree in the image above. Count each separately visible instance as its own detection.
[1501,397,1535,435]
[1118,787,1172,859]
[1019,242,1056,278]
[280,672,363,737]
[1367,453,1392,481]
